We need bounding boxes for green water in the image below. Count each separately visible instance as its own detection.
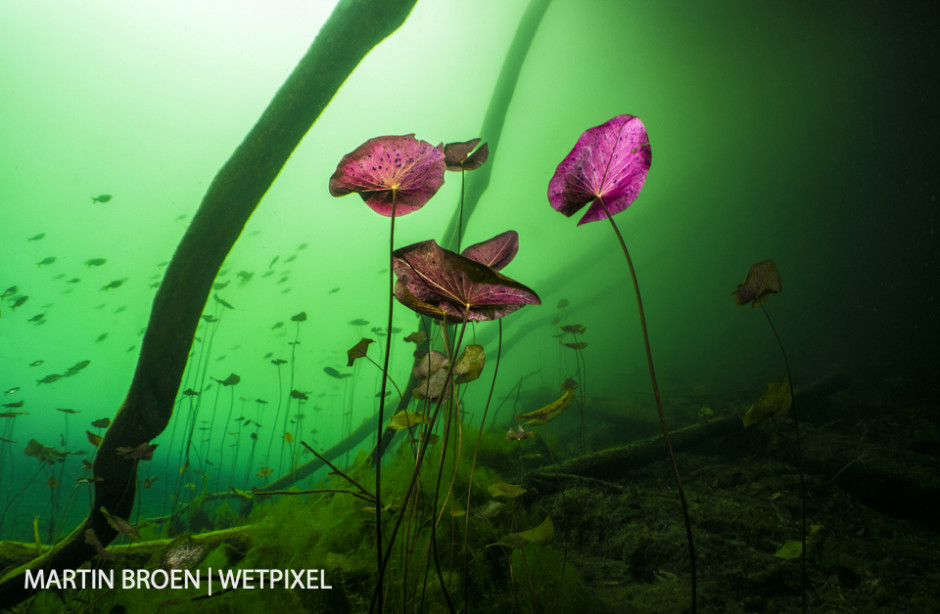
[1,1,937,612]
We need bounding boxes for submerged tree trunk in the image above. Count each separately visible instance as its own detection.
[0,0,418,607]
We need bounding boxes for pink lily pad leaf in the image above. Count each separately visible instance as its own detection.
[393,238,540,322]
[329,134,446,217]
[548,114,652,226]
[460,230,519,271]
[443,138,489,171]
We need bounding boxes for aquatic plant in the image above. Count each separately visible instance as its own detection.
[442,138,488,251]
[368,232,539,610]
[330,132,446,610]
[733,258,807,613]
[548,114,697,611]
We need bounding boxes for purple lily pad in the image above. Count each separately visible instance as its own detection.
[460,230,518,271]
[548,115,652,226]
[393,238,540,322]
[443,138,489,171]
[329,134,446,217]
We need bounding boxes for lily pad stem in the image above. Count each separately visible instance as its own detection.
[600,198,697,613]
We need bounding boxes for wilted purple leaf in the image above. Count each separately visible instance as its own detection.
[548,115,651,226]
[460,230,519,271]
[329,134,446,217]
[443,138,489,171]
[393,239,540,322]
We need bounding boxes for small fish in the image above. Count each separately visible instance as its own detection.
[348,318,369,326]
[28,232,46,241]
[213,294,234,309]
[323,366,352,379]
[113,306,126,314]
[268,255,279,268]
[2,286,16,299]
[328,287,340,294]
[283,254,296,264]
[557,298,569,309]
[91,418,110,428]
[37,374,62,385]
[254,398,268,405]
[29,360,44,367]
[28,313,45,323]
[11,296,29,310]
[91,194,112,203]
[65,360,91,377]
[95,333,108,343]
[37,256,57,266]
[67,278,81,284]
[84,258,107,267]
[175,213,188,221]
[4,387,20,395]
[237,271,253,282]
[296,242,308,251]
[271,321,284,330]
[213,280,230,290]
[101,279,126,291]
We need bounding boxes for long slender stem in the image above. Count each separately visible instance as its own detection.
[602,200,696,612]
[760,302,806,613]
[375,190,398,613]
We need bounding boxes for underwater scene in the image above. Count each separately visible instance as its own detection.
[1,1,937,612]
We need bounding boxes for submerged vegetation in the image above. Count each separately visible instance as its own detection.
[1,1,938,614]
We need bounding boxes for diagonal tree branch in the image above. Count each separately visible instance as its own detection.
[0,0,418,607]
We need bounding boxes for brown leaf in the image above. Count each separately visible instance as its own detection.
[347,337,374,367]
[733,259,781,308]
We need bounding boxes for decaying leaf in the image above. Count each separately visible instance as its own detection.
[347,337,374,367]
[86,430,102,447]
[85,529,115,561]
[117,442,158,460]
[733,259,781,309]
[388,411,433,430]
[487,480,529,499]
[46,476,59,489]
[742,379,792,428]
[403,331,427,344]
[257,466,273,478]
[91,418,110,429]
[453,344,485,384]
[100,506,140,541]
[283,432,294,443]
[560,324,586,335]
[561,342,588,350]
[515,389,575,426]
[472,500,505,520]
[412,369,450,401]
[414,351,448,378]
[497,516,556,549]
[505,425,534,441]
[774,539,803,560]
